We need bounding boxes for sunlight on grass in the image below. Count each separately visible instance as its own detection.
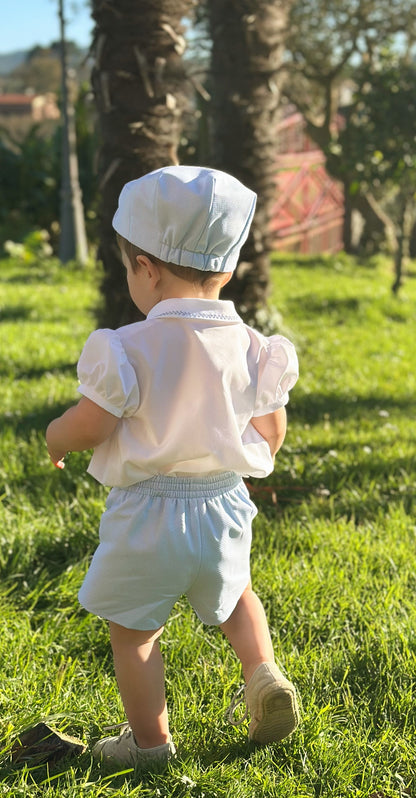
[0,253,415,797]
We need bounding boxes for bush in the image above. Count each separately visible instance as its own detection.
[3,229,54,263]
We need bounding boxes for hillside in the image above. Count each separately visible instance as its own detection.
[0,50,26,75]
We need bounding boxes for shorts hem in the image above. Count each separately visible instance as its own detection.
[192,581,251,627]
[78,600,168,631]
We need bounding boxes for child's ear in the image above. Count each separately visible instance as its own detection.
[136,255,161,286]
[220,272,233,287]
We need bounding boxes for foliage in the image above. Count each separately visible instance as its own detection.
[2,41,88,94]
[244,304,287,337]
[335,53,416,194]
[3,229,54,263]
[285,0,416,129]
[333,52,416,290]
[283,0,416,252]
[0,86,97,250]
[5,48,62,94]
[74,82,99,217]
[0,124,60,242]
[0,253,415,796]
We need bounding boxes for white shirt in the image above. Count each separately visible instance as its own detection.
[77,298,299,487]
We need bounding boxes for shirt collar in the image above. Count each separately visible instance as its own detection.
[146,297,242,322]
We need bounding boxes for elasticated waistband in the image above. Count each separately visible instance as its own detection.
[122,472,242,499]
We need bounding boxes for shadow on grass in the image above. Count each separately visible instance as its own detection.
[0,400,75,435]
[0,305,33,323]
[0,751,94,792]
[1,268,54,285]
[2,387,412,445]
[0,739,254,791]
[288,295,361,319]
[250,437,415,524]
[271,253,355,270]
[1,390,414,591]
[0,362,77,380]
[192,737,253,767]
[331,640,416,731]
[2,377,412,436]
[1,264,86,286]
[290,391,414,424]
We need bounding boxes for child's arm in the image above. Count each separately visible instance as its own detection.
[46,396,119,465]
[250,406,287,458]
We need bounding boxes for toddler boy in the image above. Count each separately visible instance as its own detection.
[46,165,300,769]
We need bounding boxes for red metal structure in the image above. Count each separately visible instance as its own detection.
[271,112,344,254]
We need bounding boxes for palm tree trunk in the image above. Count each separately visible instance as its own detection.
[91,0,193,327]
[207,0,293,317]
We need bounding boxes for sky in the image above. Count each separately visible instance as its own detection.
[0,0,93,54]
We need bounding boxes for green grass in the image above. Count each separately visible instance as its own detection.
[0,253,415,797]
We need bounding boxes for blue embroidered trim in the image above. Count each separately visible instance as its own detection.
[155,310,239,321]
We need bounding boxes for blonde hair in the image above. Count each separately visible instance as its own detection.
[117,234,227,288]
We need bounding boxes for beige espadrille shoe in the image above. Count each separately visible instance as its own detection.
[227,662,299,744]
[92,723,176,770]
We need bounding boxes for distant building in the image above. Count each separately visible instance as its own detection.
[272,110,344,254]
[0,93,60,121]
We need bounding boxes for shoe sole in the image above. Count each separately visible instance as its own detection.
[249,684,299,744]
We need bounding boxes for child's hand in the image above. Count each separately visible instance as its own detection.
[47,447,67,469]
[46,432,67,469]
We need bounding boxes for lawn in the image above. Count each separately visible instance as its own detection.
[0,252,415,797]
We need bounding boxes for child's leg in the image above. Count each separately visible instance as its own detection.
[220,583,299,743]
[219,583,275,683]
[109,621,170,749]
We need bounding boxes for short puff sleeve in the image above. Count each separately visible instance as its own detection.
[77,329,140,418]
[253,334,299,417]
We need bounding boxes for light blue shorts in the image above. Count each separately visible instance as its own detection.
[78,472,257,630]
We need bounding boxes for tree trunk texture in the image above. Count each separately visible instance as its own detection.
[91,0,193,328]
[207,0,293,316]
[392,193,413,295]
[350,192,397,256]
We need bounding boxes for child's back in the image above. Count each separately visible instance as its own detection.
[77,297,297,486]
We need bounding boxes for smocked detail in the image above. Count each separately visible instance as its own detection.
[155,310,239,321]
[120,472,241,499]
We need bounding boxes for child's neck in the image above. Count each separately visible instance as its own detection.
[156,271,223,303]
[143,266,232,314]
[158,285,222,302]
